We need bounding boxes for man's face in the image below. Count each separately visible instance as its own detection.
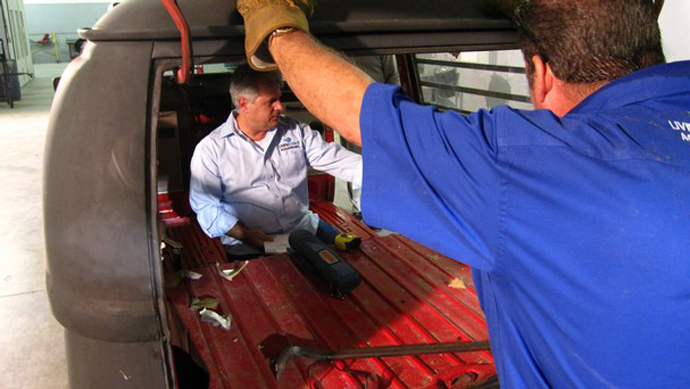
[241,82,284,133]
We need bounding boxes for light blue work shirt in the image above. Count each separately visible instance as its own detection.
[190,111,362,246]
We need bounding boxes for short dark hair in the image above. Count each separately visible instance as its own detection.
[516,0,665,84]
[229,64,283,108]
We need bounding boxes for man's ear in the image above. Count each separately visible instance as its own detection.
[529,55,555,109]
[237,96,249,111]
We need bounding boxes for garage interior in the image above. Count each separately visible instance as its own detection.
[1,1,689,388]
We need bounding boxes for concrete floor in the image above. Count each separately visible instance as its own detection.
[0,63,69,389]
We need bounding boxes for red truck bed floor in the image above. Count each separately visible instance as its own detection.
[162,200,495,388]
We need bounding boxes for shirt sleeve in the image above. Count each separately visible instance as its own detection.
[189,139,239,239]
[360,83,502,270]
[301,123,363,187]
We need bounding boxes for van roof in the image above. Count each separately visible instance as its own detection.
[82,0,517,53]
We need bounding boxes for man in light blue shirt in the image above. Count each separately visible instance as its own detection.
[190,64,362,256]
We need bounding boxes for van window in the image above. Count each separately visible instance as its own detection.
[416,50,533,114]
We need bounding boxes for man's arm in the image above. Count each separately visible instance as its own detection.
[190,145,274,249]
[226,221,274,249]
[301,122,362,183]
[189,145,240,239]
[269,32,373,146]
[237,0,518,144]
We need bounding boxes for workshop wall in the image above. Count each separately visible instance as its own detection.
[659,1,690,62]
[24,1,110,64]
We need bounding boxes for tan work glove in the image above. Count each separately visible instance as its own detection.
[236,0,316,71]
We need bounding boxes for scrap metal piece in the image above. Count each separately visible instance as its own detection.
[190,298,219,310]
[216,261,249,282]
[274,340,492,380]
[199,308,232,330]
[166,269,202,288]
[163,235,184,270]
[182,270,203,280]
[163,236,183,252]
[448,278,467,289]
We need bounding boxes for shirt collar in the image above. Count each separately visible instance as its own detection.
[218,110,284,140]
[569,60,690,115]
[219,110,242,138]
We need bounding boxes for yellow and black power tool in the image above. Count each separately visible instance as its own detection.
[289,229,361,296]
[334,233,361,251]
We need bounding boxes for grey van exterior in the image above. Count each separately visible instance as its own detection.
[43,0,515,387]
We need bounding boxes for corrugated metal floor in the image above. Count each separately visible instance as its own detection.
[163,200,495,388]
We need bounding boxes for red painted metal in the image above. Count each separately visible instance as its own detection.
[158,192,190,226]
[307,174,335,203]
[161,0,193,84]
[323,126,335,143]
[162,198,495,388]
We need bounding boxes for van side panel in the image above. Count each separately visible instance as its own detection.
[65,331,168,388]
[44,41,161,343]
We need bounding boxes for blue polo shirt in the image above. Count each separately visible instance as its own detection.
[360,61,690,388]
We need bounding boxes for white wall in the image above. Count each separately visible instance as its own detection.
[1,0,33,85]
[24,2,109,63]
[23,0,113,3]
[659,1,690,62]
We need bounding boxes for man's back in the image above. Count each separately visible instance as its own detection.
[476,61,690,387]
[358,61,690,387]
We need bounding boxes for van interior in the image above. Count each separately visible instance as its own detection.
[153,52,529,388]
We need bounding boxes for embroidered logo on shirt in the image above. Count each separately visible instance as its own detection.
[279,136,301,152]
[668,120,690,142]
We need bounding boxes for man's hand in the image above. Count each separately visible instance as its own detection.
[237,1,372,145]
[236,0,315,71]
[227,222,274,250]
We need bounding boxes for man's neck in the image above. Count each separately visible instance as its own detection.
[235,112,267,141]
[539,80,609,118]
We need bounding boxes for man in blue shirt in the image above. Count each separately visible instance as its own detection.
[233,0,690,387]
[189,65,362,257]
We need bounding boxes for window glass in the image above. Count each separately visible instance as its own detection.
[416,50,533,114]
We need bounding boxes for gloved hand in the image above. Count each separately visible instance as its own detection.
[236,0,316,71]
[485,0,521,19]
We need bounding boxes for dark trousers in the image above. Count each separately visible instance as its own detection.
[314,219,339,245]
[224,220,339,261]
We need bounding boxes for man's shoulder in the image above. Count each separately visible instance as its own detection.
[278,115,305,129]
[278,115,312,137]
[192,124,234,162]
[199,122,233,146]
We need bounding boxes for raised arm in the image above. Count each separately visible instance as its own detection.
[236,0,372,146]
[269,32,372,145]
